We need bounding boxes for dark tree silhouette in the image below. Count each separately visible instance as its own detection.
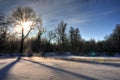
[113,24,120,52]
[105,24,120,54]
[0,13,9,52]
[69,27,82,53]
[36,17,45,52]
[43,31,56,54]
[9,7,39,53]
[7,33,20,54]
[56,21,67,52]
[83,39,96,54]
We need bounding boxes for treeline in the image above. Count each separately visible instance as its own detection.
[0,7,120,56]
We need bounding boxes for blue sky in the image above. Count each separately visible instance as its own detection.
[0,0,120,41]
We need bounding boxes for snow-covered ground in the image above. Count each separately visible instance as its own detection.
[42,52,120,62]
[54,56,120,62]
[0,57,120,80]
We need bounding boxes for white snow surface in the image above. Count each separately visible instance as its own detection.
[0,57,120,80]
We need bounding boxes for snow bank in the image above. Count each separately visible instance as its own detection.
[54,56,120,62]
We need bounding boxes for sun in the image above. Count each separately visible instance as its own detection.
[14,21,33,34]
[22,21,32,31]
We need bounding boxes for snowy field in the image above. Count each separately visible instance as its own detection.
[54,56,120,62]
[0,57,120,80]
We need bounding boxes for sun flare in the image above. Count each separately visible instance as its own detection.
[14,21,33,34]
[22,21,32,31]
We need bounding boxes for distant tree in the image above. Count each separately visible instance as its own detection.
[105,24,120,54]
[31,39,39,53]
[9,7,39,53]
[43,31,56,54]
[0,13,9,52]
[69,27,82,54]
[83,39,96,54]
[112,24,120,52]
[69,27,74,52]
[96,41,105,52]
[6,33,20,53]
[36,17,45,52]
[56,21,67,52]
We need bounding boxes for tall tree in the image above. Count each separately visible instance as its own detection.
[36,17,45,52]
[69,27,82,54]
[0,13,9,52]
[9,7,39,53]
[44,31,56,53]
[56,21,67,52]
[106,24,120,53]
[113,24,120,52]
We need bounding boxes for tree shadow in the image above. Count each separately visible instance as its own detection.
[0,57,20,80]
[61,59,120,68]
[22,59,96,80]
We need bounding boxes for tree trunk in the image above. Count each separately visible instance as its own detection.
[19,38,24,53]
[19,28,24,54]
[42,40,51,56]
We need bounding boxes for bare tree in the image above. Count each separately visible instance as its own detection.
[69,27,82,53]
[0,13,9,52]
[56,21,67,52]
[36,17,45,51]
[43,31,56,54]
[47,31,56,43]
[9,7,39,53]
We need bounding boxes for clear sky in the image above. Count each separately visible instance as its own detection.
[0,0,120,41]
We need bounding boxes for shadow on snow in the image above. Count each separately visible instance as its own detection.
[0,57,20,80]
[22,59,96,80]
[61,59,120,68]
